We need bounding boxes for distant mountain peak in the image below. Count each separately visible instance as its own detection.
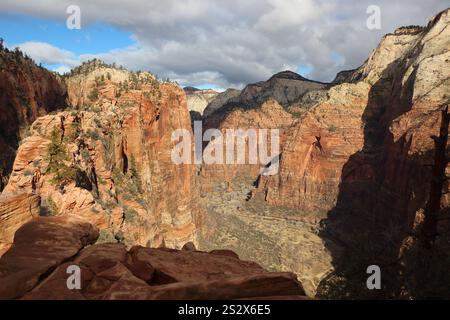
[269,70,309,81]
[184,86,200,92]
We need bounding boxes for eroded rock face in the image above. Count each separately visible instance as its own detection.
[203,88,241,118]
[262,8,450,223]
[200,99,295,185]
[259,82,371,214]
[2,62,198,250]
[0,216,307,300]
[203,71,326,119]
[0,47,67,190]
[196,9,450,298]
[0,193,40,256]
[184,87,219,115]
[0,216,99,299]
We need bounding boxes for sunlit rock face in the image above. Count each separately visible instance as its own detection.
[0,47,68,191]
[0,8,449,300]
[0,216,307,300]
[184,87,219,115]
[196,9,450,297]
[1,60,198,250]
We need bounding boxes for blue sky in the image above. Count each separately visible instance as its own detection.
[0,1,448,89]
[0,11,226,89]
[0,13,134,55]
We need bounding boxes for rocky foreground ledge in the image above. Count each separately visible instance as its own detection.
[0,216,307,300]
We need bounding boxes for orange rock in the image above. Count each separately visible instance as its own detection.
[1,217,307,300]
[0,193,40,256]
[0,216,98,299]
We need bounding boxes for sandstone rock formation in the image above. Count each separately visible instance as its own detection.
[203,88,241,118]
[200,99,294,185]
[1,61,198,250]
[195,8,450,298]
[0,216,99,299]
[0,216,307,300]
[0,193,40,256]
[1,8,449,301]
[202,71,326,120]
[261,9,450,223]
[0,45,67,190]
[184,87,219,115]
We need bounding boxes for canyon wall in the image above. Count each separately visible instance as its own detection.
[0,63,198,251]
[196,9,450,298]
[0,46,67,190]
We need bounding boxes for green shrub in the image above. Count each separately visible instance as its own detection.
[40,197,58,216]
[81,149,91,162]
[88,87,99,101]
[45,128,78,185]
[32,159,41,167]
[329,125,338,133]
[130,156,143,194]
[123,206,139,224]
[97,229,118,244]
[87,129,100,141]
[66,121,82,141]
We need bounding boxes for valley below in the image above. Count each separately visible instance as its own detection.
[0,7,450,300]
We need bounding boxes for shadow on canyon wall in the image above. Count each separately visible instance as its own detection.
[316,57,450,299]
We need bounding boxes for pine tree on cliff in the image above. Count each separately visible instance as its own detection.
[421,105,449,247]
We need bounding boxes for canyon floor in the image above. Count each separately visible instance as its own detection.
[0,7,450,300]
[197,177,333,296]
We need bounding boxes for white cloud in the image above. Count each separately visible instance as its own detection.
[11,41,79,67]
[1,1,448,87]
[52,65,72,74]
[255,0,332,32]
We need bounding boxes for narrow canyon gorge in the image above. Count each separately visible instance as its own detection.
[0,8,449,300]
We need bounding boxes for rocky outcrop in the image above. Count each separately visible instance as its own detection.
[184,87,218,115]
[203,88,241,118]
[238,71,326,109]
[65,59,150,108]
[0,216,99,299]
[0,46,67,190]
[2,62,198,250]
[0,193,40,256]
[259,82,371,213]
[0,216,307,300]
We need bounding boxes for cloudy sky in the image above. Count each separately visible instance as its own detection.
[0,1,448,89]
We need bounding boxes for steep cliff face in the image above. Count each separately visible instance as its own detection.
[262,9,450,221]
[199,99,294,185]
[257,8,450,298]
[196,9,450,298]
[184,87,219,115]
[0,46,67,190]
[1,62,198,250]
[203,88,241,118]
[259,82,371,214]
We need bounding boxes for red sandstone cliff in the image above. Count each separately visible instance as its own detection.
[196,9,450,297]
[0,45,67,190]
[0,61,197,251]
